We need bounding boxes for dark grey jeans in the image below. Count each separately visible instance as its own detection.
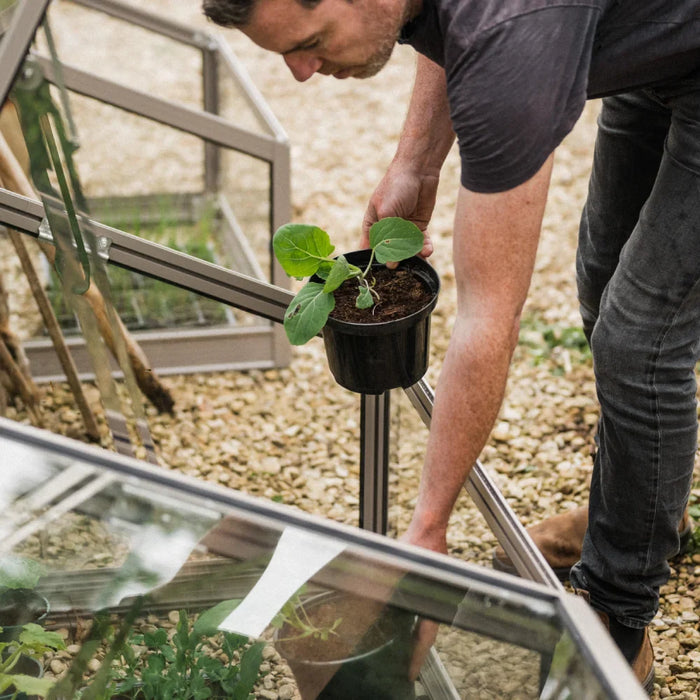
[569,76,700,629]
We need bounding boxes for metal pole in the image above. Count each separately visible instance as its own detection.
[202,44,221,195]
[0,0,51,106]
[0,188,293,323]
[359,391,391,534]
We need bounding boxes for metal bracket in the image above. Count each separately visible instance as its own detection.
[95,234,112,261]
[37,216,53,244]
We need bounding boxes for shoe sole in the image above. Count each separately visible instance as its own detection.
[492,521,694,582]
[641,664,655,696]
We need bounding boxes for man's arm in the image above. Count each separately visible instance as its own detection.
[362,54,455,254]
[405,154,555,554]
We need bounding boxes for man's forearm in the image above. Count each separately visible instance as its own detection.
[407,158,554,550]
[395,54,455,174]
[412,317,516,540]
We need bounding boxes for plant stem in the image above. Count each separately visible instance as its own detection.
[362,249,377,279]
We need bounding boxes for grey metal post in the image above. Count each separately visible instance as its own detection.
[359,391,391,534]
[0,0,51,106]
[270,140,292,367]
[202,42,221,195]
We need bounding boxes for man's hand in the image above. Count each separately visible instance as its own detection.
[360,54,454,261]
[401,519,448,680]
[361,162,439,260]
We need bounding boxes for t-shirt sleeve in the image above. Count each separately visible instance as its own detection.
[445,6,599,193]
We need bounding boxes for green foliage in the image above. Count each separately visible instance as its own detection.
[273,218,424,345]
[0,623,66,698]
[270,590,342,643]
[0,556,45,590]
[109,605,264,700]
[47,234,230,333]
[688,526,700,556]
[519,316,591,370]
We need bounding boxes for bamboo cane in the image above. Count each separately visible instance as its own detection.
[0,335,41,425]
[0,118,174,414]
[0,260,41,422]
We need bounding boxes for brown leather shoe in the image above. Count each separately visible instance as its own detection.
[573,590,655,695]
[493,505,693,581]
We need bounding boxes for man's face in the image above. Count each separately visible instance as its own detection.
[240,0,403,81]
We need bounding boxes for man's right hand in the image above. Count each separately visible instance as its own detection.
[360,54,454,258]
[361,161,439,261]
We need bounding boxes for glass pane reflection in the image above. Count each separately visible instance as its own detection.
[0,421,625,699]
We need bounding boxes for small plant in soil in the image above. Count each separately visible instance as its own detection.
[271,590,343,644]
[107,602,264,700]
[273,217,424,345]
[0,623,66,697]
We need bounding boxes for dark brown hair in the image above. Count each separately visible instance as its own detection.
[203,0,323,28]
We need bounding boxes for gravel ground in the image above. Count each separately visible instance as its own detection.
[2,1,699,697]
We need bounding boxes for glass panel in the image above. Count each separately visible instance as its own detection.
[0,423,615,700]
[0,0,18,33]
[0,0,285,395]
[43,2,204,111]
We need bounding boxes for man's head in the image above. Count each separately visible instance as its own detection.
[203,0,410,82]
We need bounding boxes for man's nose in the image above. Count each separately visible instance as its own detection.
[283,53,323,82]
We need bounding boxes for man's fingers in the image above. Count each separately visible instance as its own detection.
[408,618,439,681]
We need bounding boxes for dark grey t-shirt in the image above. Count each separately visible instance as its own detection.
[399,0,700,192]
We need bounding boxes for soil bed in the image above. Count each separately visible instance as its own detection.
[330,267,433,324]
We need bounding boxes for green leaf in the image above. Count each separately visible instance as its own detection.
[283,282,335,345]
[231,642,265,700]
[369,217,423,264]
[19,623,65,651]
[273,224,334,278]
[144,628,168,648]
[0,672,56,695]
[146,654,165,674]
[356,285,374,309]
[314,260,333,281]
[0,555,45,589]
[193,599,242,637]
[323,255,352,294]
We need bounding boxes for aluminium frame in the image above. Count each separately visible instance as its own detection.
[1,0,292,380]
[0,415,648,700]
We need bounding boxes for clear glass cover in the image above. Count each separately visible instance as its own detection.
[0,420,621,700]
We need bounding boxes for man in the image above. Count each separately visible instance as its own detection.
[203,0,700,692]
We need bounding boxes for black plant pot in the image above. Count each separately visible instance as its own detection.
[319,250,439,395]
[0,588,49,643]
[275,592,416,700]
[0,654,42,700]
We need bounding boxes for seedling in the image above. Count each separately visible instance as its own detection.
[0,623,66,698]
[271,592,342,643]
[101,602,263,700]
[273,217,424,345]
